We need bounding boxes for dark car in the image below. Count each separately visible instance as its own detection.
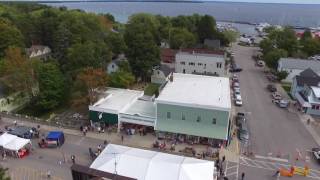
[267,84,277,92]
[238,123,249,143]
[236,113,246,127]
[230,63,243,72]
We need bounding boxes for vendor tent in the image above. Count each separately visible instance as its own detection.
[90,144,215,180]
[3,136,31,151]
[0,133,17,147]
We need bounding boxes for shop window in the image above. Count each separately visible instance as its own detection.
[212,118,216,124]
[197,116,201,122]
[167,112,171,119]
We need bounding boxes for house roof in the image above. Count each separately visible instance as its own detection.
[300,68,320,78]
[26,45,50,55]
[160,49,177,63]
[160,64,173,77]
[311,86,320,98]
[156,73,231,111]
[279,58,320,71]
[122,100,156,118]
[90,144,215,180]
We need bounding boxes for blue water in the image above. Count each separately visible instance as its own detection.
[45,1,320,30]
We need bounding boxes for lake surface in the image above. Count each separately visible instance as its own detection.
[45,1,320,28]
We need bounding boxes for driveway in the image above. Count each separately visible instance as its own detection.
[232,44,318,168]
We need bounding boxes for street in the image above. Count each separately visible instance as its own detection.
[231,44,320,179]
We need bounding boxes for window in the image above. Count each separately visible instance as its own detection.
[198,63,202,66]
[182,114,185,120]
[189,62,195,66]
[197,116,201,122]
[112,64,114,68]
[180,61,185,65]
[212,118,216,124]
[157,71,160,75]
[193,70,196,73]
[167,112,171,119]
[216,62,222,68]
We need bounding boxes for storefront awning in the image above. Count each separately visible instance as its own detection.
[296,92,312,108]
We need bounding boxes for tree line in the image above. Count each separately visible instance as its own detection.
[0,3,229,114]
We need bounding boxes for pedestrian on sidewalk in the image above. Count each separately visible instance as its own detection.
[83,129,86,136]
[222,155,226,163]
[47,170,51,179]
[307,119,311,125]
[14,120,17,126]
[121,135,124,143]
[241,172,245,180]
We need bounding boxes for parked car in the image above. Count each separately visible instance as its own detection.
[267,84,277,92]
[257,60,265,67]
[239,123,249,143]
[234,89,241,98]
[275,100,289,108]
[233,87,240,91]
[272,92,282,100]
[312,147,320,163]
[233,82,240,88]
[232,76,239,82]
[235,95,243,106]
[236,113,246,127]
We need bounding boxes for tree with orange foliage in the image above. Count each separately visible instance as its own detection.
[72,67,108,108]
[0,47,38,96]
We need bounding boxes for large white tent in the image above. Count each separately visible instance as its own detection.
[90,144,216,180]
[0,133,18,147]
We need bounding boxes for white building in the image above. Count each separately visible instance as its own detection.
[107,54,126,74]
[278,58,320,83]
[26,45,51,60]
[175,52,225,76]
[90,144,217,180]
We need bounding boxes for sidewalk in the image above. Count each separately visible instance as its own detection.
[1,117,216,160]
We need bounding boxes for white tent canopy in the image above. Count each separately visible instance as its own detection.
[90,144,215,180]
[0,133,18,147]
[3,137,31,151]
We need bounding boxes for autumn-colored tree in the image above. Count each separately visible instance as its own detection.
[73,67,108,107]
[0,47,37,96]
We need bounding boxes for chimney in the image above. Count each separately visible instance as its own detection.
[169,72,174,82]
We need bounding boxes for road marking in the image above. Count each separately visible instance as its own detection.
[254,154,289,163]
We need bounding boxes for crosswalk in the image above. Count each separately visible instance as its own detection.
[240,156,320,179]
[9,167,62,180]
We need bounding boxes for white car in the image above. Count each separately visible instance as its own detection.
[235,95,243,106]
[234,89,241,97]
[233,87,240,91]
[233,82,240,88]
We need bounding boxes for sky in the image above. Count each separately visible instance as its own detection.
[208,0,320,4]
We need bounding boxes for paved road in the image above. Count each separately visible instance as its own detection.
[231,44,320,178]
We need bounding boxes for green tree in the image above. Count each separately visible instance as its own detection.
[301,38,320,56]
[105,32,127,55]
[66,41,111,72]
[0,18,24,57]
[268,27,298,56]
[35,62,65,111]
[109,71,135,88]
[197,15,217,43]
[263,49,288,69]
[169,28,196,49]
[276,71,289,81]
[259,38,274,55]
[222,30,239,43]
[301,29,312,42]
[0,167,10,180]
[124,14,160,80]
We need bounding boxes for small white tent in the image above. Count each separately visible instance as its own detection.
[3,137,31,151]
[90,144,216,180]
[0,133,18,147]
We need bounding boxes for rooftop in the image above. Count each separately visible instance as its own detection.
[90,88,143,113]
[156,73,231,111]
[279,58,320,71]
[176,51,225,59]
[123,99,156,118]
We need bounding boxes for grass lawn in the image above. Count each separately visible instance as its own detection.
[281,83,293,100]
[144,83,160,96]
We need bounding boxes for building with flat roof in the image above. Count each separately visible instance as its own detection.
[155,73,231,142]
[89,73,231,144]
[175,51,225,76]
[89,88,143,125]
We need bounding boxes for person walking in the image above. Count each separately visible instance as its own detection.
[71,155,75,164]
[121,135,124,143]
[273,170,280,177]
[241,172,245,180]
[47,170,51,179]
